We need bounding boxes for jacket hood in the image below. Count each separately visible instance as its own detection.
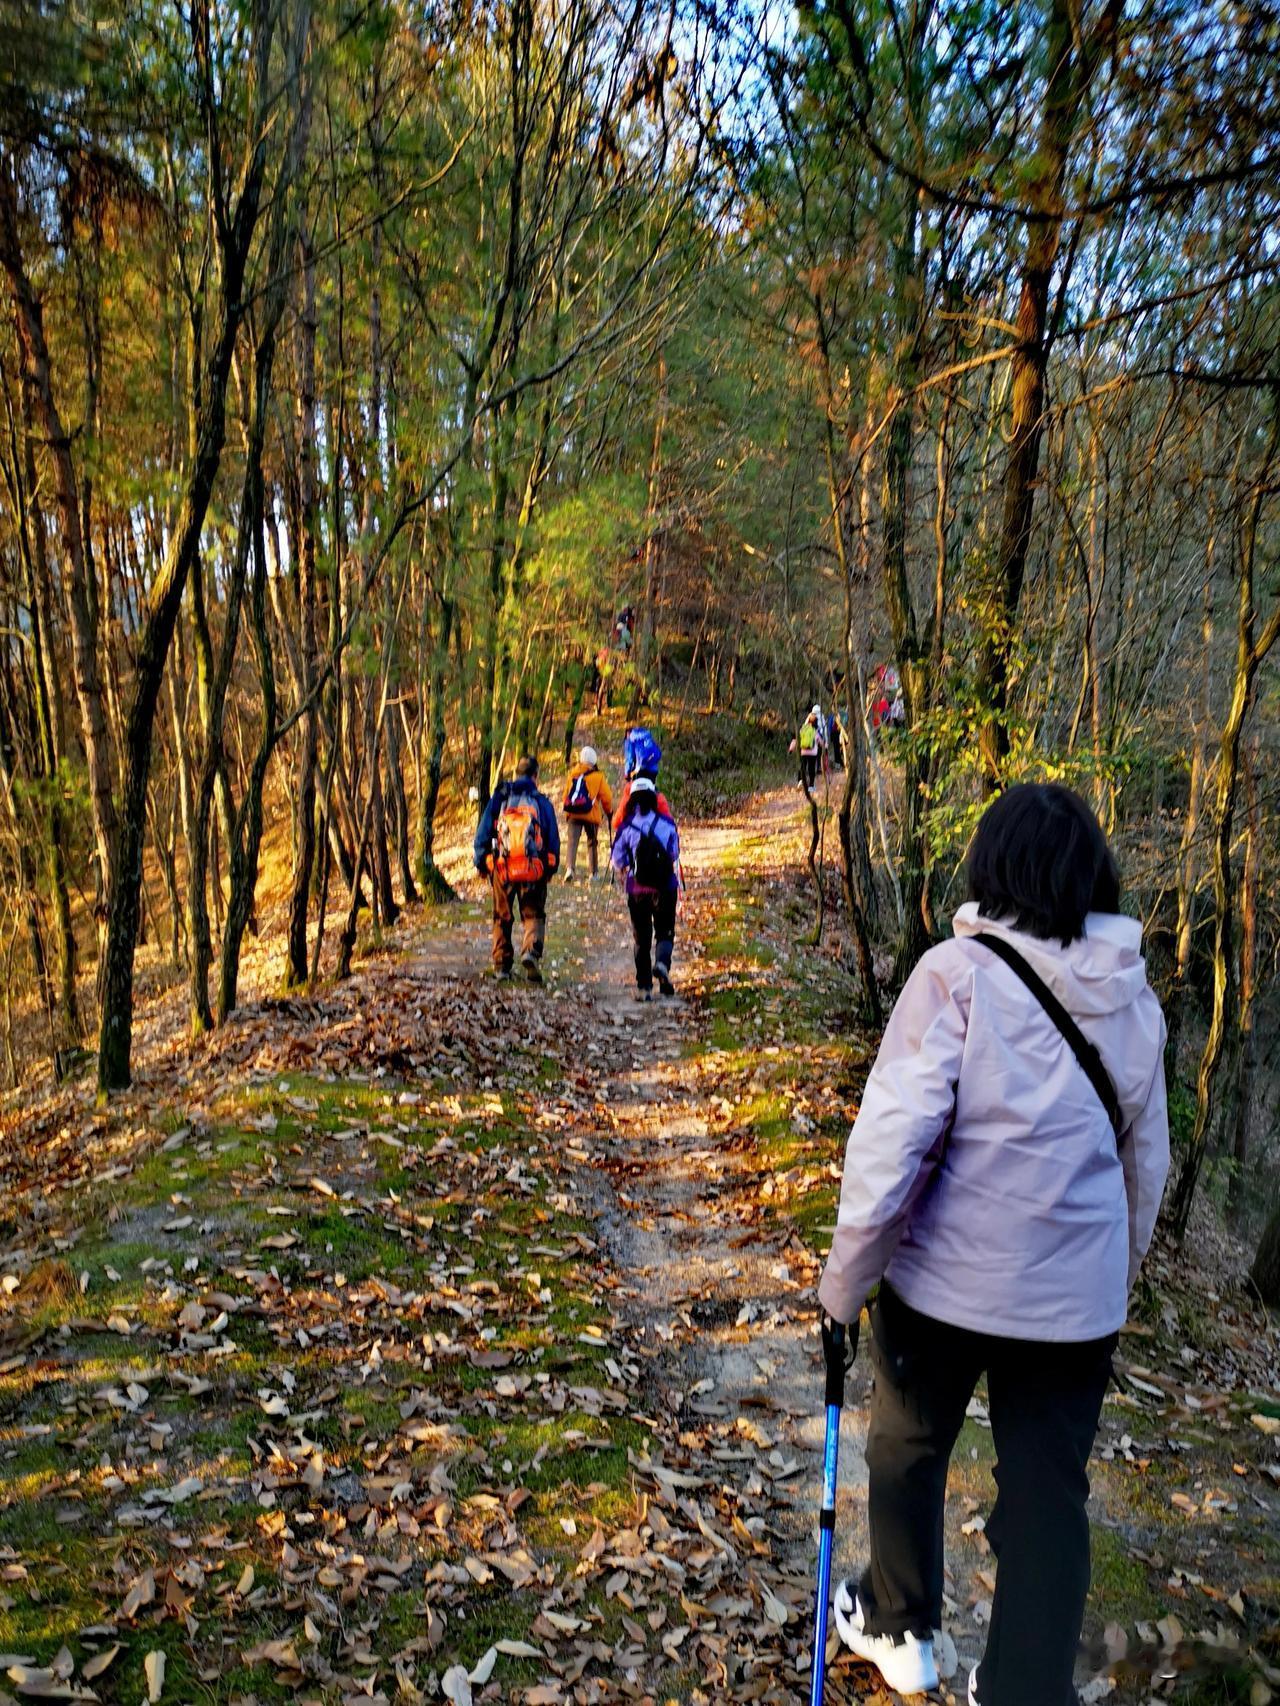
[952,901,1149,1018]
[506,775,539,796]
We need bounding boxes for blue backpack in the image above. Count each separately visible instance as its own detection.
[623,727,662,778]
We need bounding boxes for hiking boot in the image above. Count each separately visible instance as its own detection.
[634,986,652,1003]
[494,964,513,981]
[564,870,576,884]
[522,953,543,985]
[833,1583,938,1697]
[655,966,674,997]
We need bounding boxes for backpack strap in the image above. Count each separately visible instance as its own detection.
[973,932,1123,1138]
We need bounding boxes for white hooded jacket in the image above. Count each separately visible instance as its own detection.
[818,904,1170,1341]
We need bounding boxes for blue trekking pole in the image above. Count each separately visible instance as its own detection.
[811,1318,850,1706]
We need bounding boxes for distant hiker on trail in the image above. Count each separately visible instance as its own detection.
[562,745,613,883]
[827,709,846,770]
[612,726,674,832]
[870,661,905,732]
[612,774,681,1002]
[817,783,1169,1706]
[473,757,560,984]
[792,704,827,791]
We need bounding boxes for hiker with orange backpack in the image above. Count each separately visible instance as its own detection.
[473,756,560,983]
[562,745,613,882]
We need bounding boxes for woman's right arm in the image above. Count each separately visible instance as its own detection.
[818,955,970,1326]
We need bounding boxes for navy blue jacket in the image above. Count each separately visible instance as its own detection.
[473,776,561,877]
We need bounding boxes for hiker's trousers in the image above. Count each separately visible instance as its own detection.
[566,818,600,876]
[491,875,547,970]
[627,888,676,989]
[861,1283,1116,1706]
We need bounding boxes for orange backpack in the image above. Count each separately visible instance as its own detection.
[496,795,545,883]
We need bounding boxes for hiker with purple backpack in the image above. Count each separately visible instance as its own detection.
[811,783,1169,1706]
[611,728,682,1001]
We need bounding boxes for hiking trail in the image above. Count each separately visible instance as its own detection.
[3,783,1279,1706]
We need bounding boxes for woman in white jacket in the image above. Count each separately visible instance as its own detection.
[819,783,1169,1706]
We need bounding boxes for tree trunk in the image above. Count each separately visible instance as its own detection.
[803,777,824,949]
[562,655,588,767]
[817,307,879,1018]
[1250,1209,1280,1308]
[417,594,456,903]
[875,142,931,977]
[635,349,667,696]
[286,219,320,987]
[218,444,277,1022]
[1226,745,1259,1228]
[369,743,399,926]
[10,393,79,1040]
[1166,411,1280,1236]
[477,412,513,807]
[98,0,278,1088]
[384,707,418,905]
[216,0,309,1018]
[0,699,56,1050]
[0,159,118,920]
[1165,579,1213,1083]
[976,0,1119,786]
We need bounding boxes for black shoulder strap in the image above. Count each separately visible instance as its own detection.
[973,932,1123,1137]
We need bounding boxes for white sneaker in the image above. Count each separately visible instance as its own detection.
[968,1664,980,1706]
[833,1581,939,1696]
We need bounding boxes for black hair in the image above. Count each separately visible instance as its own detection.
[621,775,658,824]
[967,782,1120,946]
[515,755,538,780]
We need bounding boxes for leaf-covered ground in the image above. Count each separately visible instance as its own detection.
[2,784,1280,1705]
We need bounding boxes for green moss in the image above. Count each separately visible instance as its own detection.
[302,1205,415,1276]
[954,1415,998,1468]
[1088,1525,1163,1626]
[430,1586,543,1676]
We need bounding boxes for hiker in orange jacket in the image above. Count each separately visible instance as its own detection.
[562,746,614,882]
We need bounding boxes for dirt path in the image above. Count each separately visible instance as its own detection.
[548,792,943,1697]
[581,798,856,1542]
[7,783,1277,1706]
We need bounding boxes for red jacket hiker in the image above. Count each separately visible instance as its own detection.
[612,779,673,836]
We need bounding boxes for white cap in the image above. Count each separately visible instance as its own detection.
[580,745,597,767]
[630,775,656,795]
[811,703,822,717]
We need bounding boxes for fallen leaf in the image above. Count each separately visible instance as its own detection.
[144,1650,165,1704]
[80,1647,120,1682]
[121,1570,156,1620]
[469,1647,497,1686]
[441,1665,472,1706]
